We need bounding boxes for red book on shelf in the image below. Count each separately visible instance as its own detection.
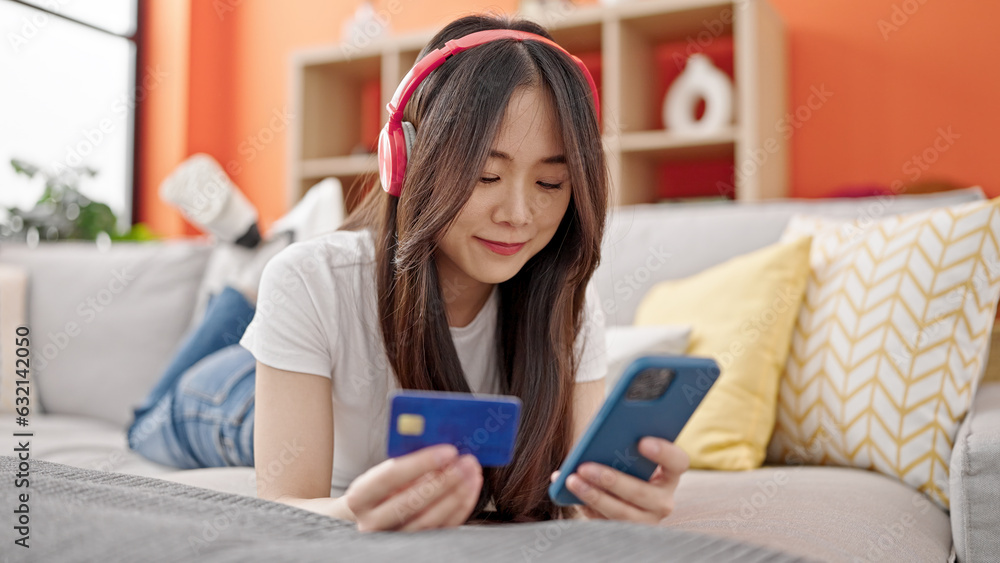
[576,50,602,129]
[361,78,381,154]
[656,159,736,200]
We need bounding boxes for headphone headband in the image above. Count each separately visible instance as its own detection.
[386,28,600,124]
[378,28,600,197]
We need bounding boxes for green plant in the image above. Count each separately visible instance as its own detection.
[2,157,158,243]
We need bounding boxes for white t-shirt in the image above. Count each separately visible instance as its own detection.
[239,228,608,497]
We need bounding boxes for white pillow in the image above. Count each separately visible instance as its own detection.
[604,324,692,394]
[269,177,346,243]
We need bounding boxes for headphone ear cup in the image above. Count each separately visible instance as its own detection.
[377,121,413,197]
[401,121,416,159]
[377,122,396,195]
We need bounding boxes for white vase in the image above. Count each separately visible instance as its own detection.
[663,54,734,136]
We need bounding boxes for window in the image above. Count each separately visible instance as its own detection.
[0,0,139,230]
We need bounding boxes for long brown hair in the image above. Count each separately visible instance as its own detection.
[339,13,608,522]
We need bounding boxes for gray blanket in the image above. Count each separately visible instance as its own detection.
[1,456,815,562]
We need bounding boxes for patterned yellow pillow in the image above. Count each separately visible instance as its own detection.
[768,197,1000,509]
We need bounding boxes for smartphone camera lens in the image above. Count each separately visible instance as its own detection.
[625,367,675,401]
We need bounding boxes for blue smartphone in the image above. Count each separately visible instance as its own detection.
[387,390,522,467]
[549,355,720,505]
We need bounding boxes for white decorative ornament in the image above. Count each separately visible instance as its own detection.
[663,54,734,136]
[519,0,575,24]
[342,1,387,48]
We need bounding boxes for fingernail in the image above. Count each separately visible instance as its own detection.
[579,463,600,481]
[459,454,479,477]
[569,475,590,493]
[435,444,458,467]
[642,438,661,456]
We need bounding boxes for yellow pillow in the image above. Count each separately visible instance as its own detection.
[634,236,812,470]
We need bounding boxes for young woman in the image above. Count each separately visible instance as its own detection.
[127,13,689,531]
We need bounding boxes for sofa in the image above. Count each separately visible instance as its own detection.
[1,187,997,562]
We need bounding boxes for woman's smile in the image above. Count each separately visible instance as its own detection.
[474,236,528,256]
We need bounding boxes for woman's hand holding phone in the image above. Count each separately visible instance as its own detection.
[548,356,717,523]
[344,443,483,532]
[551,436,690,523]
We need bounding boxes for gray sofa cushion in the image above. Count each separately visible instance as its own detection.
[2,456,814,563]
[595,187,987,326]
[0,240,212,427]
[0,412,176,477]
[668,466,952,562]
[950,382,1000,562]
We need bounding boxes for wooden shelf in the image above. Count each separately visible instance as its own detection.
[547,20,602,53]
[300,154,377,178]
[618,128,736,160]
[618,0,735,39]
[287,0,788,208]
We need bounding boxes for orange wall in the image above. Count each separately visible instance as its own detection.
[139,0,1000,237]
[137,0,191,237]
[768,0,1000,199]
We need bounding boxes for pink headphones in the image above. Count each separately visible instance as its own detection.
[377,28,601,197]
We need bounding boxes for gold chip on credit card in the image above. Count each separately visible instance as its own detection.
[396,414,425,436]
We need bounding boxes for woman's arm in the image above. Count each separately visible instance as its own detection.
[253,360,355,521]
[571,379,606,447]
[255,359,481,529]
[275,495,354,521]
[561,379,606,519]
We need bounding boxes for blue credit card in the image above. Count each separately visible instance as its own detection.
[387,390,522,467]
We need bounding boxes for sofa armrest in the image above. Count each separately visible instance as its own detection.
[950,382,1000,562]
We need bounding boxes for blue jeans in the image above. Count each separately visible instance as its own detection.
[127,286,257,469]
